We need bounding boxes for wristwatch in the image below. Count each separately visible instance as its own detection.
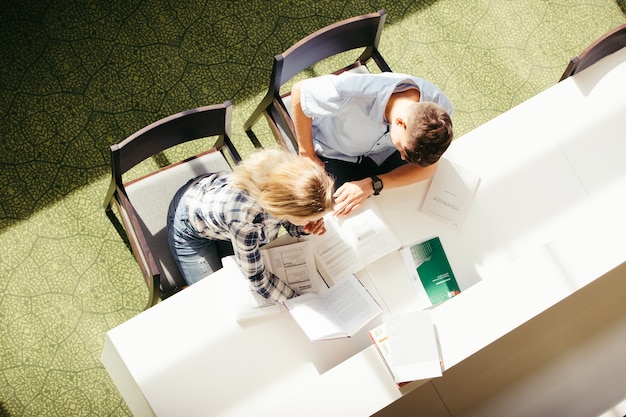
[371,175,383,196]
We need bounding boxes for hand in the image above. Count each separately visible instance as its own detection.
[303,218,326,235]
[332,179,372,217]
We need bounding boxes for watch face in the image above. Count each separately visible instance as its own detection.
[372,176,383,194]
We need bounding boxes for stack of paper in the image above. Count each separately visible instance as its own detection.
[369,311,442,386]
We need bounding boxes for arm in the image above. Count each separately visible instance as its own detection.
[231,222,297,302]
[291,81,324,168]
[333,162,439,217]
[283,219,327,237]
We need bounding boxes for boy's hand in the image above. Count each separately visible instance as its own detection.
[332,179,372,217]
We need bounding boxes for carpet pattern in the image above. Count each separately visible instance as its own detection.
[1,0,624,415]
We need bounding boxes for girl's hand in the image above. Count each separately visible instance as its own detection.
[303,218,326,235]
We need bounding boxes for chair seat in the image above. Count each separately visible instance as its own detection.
[125,149,233,294]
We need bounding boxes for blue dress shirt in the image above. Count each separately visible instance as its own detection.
[299,72,453,165]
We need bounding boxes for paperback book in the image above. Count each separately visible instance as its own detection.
[400,236,460,308]
[308,198,401,284]
[421,157,481,230]
[368,311,442,386]
[233,240,325,321]
[283,274,382,341]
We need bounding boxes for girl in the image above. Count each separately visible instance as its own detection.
[167,149,335,302]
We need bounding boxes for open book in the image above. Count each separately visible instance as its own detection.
[400,236,460,309]
[421,157,481,230]
[261,240,325,294]
[233,241,326,321]
[308,199,401,283]
[283,274,382,341]
[368,311,442,386]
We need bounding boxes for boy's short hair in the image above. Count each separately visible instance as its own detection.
[404,102,453,167]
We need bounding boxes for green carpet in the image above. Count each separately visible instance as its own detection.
[1,0,624,415]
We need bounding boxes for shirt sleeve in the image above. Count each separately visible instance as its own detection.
[282,222,306,237]
[299,74,344,117]
[230,221,297,302]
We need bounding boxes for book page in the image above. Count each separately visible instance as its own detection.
[234,241,323,322]
[386,311,442,382]
[261,240,324,294]
[421,157,481,230]
[284,275,382,341]
[337,199,401,264]
[283,293,346,341]
[308,219,365,283]
[308,199,400,282]
[237,283,283,318]
[323,275,382,337]
[369,323,408,387]
[227,256,284,321]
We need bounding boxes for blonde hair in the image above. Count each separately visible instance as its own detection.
[232,149,335,219]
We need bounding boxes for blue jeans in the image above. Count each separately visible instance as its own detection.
[166,180,234,285]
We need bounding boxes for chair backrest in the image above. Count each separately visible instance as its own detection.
[273,9,391,92]
[244,10,392,151]
[104,101,241,307]
[559,23,626,81]
[111,102,238,178]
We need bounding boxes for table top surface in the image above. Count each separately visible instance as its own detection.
[102,46,626,417]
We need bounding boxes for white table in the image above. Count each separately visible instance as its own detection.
[102,47,626,417]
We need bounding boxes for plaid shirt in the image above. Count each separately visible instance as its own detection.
[182,172,304,302]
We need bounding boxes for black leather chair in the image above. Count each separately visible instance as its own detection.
[244,10,392,152]
[103,101,242,308]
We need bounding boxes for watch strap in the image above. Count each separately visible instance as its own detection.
[371,175,383,196]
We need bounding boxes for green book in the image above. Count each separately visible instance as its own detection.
[400,237,460,307]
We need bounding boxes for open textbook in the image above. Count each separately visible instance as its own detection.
[284,274,382,341]
[368,311,442,386]
[421,157,481,230]
[261,240,325,294]
[308,199,401,283]
[232,241,326,321]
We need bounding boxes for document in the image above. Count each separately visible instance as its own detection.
[421,157,481,230]
[260,240,325,294]
[400,236,461,309]
[283,274,383,341]
[308,199,401,283]
[368,311,442,385]
[233,241,325,321]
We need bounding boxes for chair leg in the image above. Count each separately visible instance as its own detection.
[145,275,161,309]
[106,206,161,309]
[245,128,264,149]
[160,286,185,301]
[105,208,133,254]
